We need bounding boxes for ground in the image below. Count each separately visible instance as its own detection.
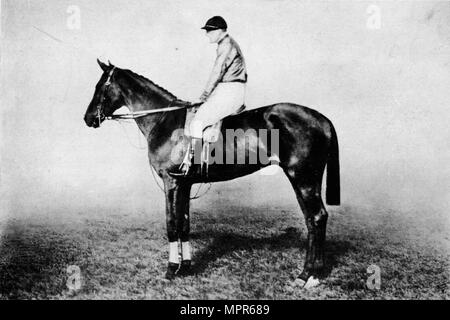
[0,179,448,300]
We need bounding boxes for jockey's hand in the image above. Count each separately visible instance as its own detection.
[198,93,209,103]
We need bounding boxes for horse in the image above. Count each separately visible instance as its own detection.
[84,59,340,287]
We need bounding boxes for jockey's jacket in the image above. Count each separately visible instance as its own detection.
[200,34,247,101]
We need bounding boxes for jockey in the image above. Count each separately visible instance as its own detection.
[169,16,248,177]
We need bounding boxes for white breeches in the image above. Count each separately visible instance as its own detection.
[189,82,246,139]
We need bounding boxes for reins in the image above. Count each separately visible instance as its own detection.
[106,105,187,120]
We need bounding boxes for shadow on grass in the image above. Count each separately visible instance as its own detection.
[0,224,89,299]
[190,227,352,278]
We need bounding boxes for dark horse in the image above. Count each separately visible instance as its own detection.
[84,60,340,286]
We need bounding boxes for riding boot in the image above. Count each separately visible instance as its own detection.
[168,137,202,177]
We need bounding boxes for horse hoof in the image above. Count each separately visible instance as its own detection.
[303,276,320,289]
[165,262,179,280]
[293,276,320,289]
[292,278,306,287]
[178,260,191,276]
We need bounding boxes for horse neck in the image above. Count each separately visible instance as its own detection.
[116,70,177,137]
[116,70,185,153]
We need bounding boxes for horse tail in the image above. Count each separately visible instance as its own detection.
[326,122,340,205]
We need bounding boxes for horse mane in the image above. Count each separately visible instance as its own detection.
[120,67,179,102]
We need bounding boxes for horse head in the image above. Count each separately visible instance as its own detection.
[84,59,126,128]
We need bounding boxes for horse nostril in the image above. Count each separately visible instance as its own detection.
[84,113,97,127]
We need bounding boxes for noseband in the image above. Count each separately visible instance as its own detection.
[96,67,116,127]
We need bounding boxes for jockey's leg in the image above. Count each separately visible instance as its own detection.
[168,119,203,177]
[168,100,212,177]
[168,83,244,177]
[195,83,245,126]
[168,137,202,177]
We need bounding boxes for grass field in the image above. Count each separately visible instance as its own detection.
[0,179,448,300]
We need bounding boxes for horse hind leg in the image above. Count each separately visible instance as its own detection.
[284,168,329,286]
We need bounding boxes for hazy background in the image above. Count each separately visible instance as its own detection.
[1,0,449,227]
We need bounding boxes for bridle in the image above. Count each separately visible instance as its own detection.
[96,67,116,127]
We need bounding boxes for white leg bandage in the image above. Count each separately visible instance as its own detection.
[181,241,191,261]
[169,241,179,264]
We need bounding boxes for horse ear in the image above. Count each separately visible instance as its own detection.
[97,58,108,72]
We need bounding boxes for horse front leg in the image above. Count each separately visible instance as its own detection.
[164,178,179,280]
[176,182,193,276]
[163,178,192,280]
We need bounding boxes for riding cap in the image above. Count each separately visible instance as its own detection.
[201,16,227,31]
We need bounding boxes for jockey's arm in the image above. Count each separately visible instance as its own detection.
[199,40,233,102]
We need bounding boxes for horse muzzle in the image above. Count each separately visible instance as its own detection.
[84,112,105,128]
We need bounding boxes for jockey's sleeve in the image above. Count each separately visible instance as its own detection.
[200,39,233,101]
